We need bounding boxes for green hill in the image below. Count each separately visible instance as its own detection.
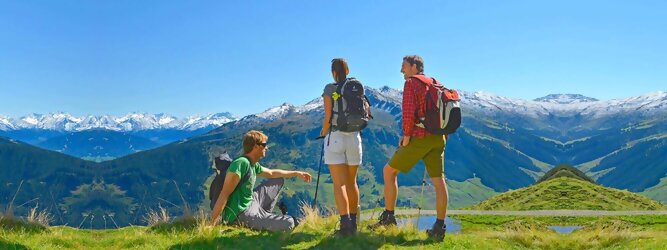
[536,164,595,184]
[641,176,667,205]
[469,174,666,211]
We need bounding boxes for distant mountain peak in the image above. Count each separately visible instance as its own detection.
[0,112,238,132]
[255,103,295,119]
[534,94,599,104]
[380,86,393,92]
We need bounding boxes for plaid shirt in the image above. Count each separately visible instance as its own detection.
[402,75,431,138]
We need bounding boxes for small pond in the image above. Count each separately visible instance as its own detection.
[396,216,462,233]
[547,225,584,234]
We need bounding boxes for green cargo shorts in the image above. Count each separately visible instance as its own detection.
[388,134,446,177]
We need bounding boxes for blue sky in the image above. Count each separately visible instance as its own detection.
[1,0,665,118]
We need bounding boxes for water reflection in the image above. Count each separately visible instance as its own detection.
[547,225,583,234]
[396,216,462,233]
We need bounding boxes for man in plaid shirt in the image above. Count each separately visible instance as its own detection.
[369,55,448,241]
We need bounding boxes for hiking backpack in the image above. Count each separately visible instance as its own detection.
[209,153,252,210]
[413,76,461,135]
[330,78,373,132]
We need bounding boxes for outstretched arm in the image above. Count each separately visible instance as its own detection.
[258,167,312,182]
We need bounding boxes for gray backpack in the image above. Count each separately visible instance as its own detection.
[330,78,373,132]
[209,153,251,210]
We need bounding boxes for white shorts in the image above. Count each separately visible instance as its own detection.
[324,131,362,165]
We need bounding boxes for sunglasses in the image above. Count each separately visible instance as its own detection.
[257,142,268,147]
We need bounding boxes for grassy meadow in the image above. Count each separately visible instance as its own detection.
[2,206,667,250]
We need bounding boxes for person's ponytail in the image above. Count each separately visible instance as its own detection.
[331,58,349,83]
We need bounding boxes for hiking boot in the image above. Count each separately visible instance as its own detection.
[334,216,356,237]
[350,213,358,231]
[278,202,288,215]
[426,223,446,242]
[292,216,302,228]
[367,210,397,230]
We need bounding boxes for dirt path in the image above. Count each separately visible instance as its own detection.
[361,209,667,220]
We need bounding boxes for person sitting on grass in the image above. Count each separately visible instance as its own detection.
[210,130,312,232]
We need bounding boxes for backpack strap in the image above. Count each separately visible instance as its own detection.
[364,95,374,119]
[332,79,349,131]
[210,155,254,210]
[412,76,436,128]
[410,75,433,86]
[329,82,339,128]
[237,156,253,185]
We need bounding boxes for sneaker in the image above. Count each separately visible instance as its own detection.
[426,223,446,242]
[367,210,397,230]
[334,217,356,237]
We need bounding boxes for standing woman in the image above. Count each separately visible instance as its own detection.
[320,58,365,236]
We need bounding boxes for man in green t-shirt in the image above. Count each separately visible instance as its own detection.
[210,130,312,232]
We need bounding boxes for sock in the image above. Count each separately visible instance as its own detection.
[340,214,351,222]
[350,213,357,224]
[385,210,395,215]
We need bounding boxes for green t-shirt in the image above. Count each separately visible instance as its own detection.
[222,157,263,224]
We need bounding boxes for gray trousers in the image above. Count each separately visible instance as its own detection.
[234,178,296,232]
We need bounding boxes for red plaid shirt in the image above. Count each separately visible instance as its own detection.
[402,74,432,138]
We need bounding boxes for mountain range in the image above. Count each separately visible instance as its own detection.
[0,112,237,132]
[0,112,238,159]
[1,86,666,228]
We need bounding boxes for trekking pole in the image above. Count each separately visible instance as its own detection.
[312,136,325,208]
[417,166,427,230]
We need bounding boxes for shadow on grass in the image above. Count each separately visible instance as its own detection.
[313,231,435,249]
[167,231,318,249]
[168,228,435,250]
[0,239,28,250]
[149,216,199,233]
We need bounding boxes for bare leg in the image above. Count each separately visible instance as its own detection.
[431,177,449,220]
[383,164,400,211]
[346,165,359,214]
[329,164,350,215]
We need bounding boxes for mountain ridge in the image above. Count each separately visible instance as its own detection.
[0,112,238,132]
[2,86,667,228]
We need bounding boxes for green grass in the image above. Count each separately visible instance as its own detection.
[0,216,47,233]
[469,177,666,211]
[3,209,667,249]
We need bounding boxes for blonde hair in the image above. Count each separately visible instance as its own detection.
[243,130,268,154]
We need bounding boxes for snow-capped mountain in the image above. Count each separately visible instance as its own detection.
[461,90,667,119]
[7,88,662,133]
[0,112,238,132]
[0,115,16,131]
[256,103,297,120]
[534,94,599,104]
[203,86,667,195]
[244,87,667,123]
